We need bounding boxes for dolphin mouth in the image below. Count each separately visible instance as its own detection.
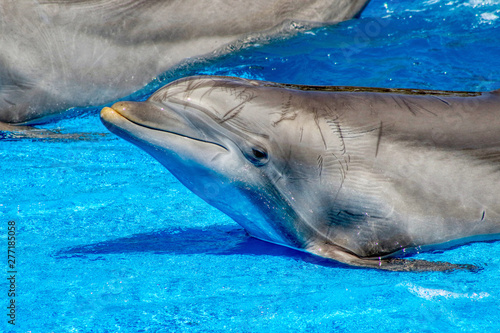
[100,104,228,152]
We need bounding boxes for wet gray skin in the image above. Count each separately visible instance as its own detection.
[0,0,369,124]
[101,76,500,271]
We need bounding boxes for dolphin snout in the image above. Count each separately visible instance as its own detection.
[101,101,172,129]
[100,100,204,141]
[100,101,141,121]
[110,101,141,113]
[103,101,143,117]
[100,106,122,123]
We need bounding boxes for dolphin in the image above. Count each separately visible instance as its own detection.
[100,75,500,271]
[0,0,369,125]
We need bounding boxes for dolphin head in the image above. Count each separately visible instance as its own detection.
[101,76,354,251]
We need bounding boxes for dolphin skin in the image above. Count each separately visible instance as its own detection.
[0,0,368,124]
[101,76,500,271]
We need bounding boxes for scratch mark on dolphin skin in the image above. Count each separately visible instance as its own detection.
[369,102,375,115]
[317,155,324,181]
[397,96,438,117]
[336,154,347,187]
[482,211,485,221]
[197,80,220,100]
[167,97,251,140]
[328,120,346,156]
[3,98,15,106]
[221,105,244,122]
[236,89,255,103]
[220,100,248,123]
[375,121,383,157]
[432,96,451,106]
[399,97,417,116]
[313,109,328,150]
[390,96,409,115]
[342,101,355,112]
[217,89,256,123]
[183,80,195,100]
[86,45,111,77]
[210,152,226,163]
[282,94,292,114]
[299,126,304,143]
[184,78,219,101]
[339,128,346,156]
[407,99,438,116]
[274,111,299,125]
[208,80,256,106]
[10,77,36,90]
[279,151,293,183]
[273,93,297,126]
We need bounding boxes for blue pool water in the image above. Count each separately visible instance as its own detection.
[2,0,500,331]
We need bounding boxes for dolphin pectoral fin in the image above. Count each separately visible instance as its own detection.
[373,258,480,272]
[307,243,479,272]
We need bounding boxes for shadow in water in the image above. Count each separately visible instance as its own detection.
[55,225,348,268]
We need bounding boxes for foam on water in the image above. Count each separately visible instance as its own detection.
[1,0,500,332]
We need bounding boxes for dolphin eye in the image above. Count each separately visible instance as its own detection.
[252,148,267,160]
[247,147,269,166]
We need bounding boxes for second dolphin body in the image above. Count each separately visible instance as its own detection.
[0,0,368,124]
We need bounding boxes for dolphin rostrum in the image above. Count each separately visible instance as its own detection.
[100,76,500,271]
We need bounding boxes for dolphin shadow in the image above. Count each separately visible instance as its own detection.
[0,121,108,141]
[55,224,349,269]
